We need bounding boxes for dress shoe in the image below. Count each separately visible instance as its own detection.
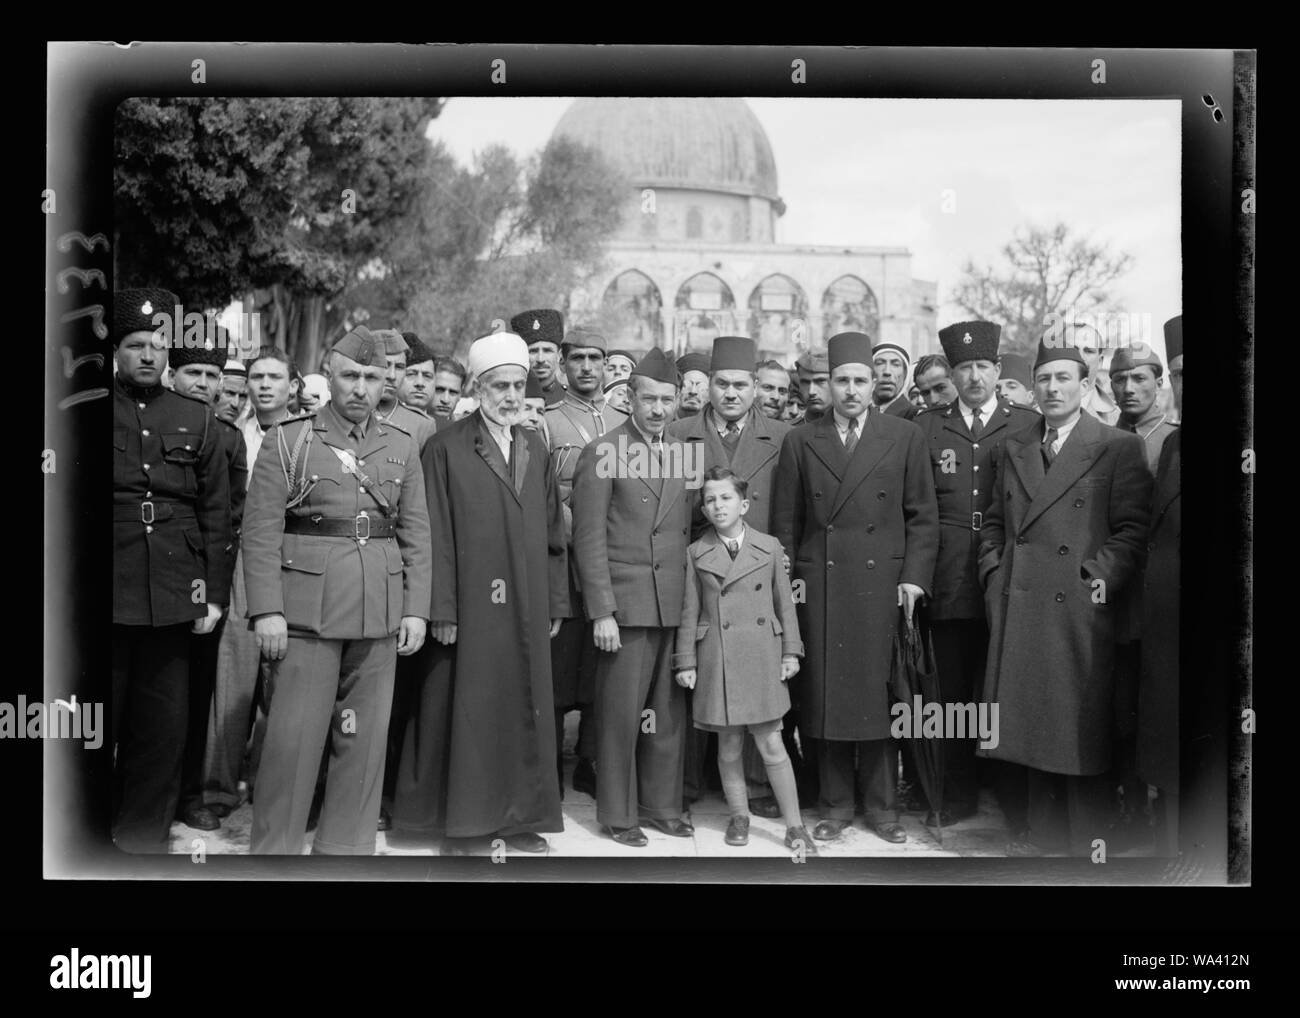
[812,819,848,841]
[503,832,548,854]
[868,821,907,844]
[207,802,233,819]
[748,796,782,819]
[724,815,750,846]
[572,758,597,798]
[180,805,220,831]
[643,816,694,837]
[606,825,648,847]
[785,826,819,856]
[377,807,392,832]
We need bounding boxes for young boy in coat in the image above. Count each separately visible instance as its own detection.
[674,467,814,854]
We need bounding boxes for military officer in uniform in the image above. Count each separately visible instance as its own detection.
[870,341,920,420]
[513,308,567,407]
[544,326,628,797]
[915,321,1039,840]
[243,326,432,855]
[793,349,830,423]
[166,328,248,832]
[112,287,234,852]
[1111,342,1178,473]
[373,329,437,454]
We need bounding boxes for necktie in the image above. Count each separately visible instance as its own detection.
[349,424,363,445]
[726,539,739,560]
[970,407,984,438]
[1042,426,1059,468]
[722,421,741,459]
[844,416,859,454]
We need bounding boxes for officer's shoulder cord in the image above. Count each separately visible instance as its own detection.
[278,419,318,510]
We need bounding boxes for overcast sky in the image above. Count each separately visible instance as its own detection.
[428,97,1181,349]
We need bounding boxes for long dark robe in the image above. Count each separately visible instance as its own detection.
[392,412,569,838]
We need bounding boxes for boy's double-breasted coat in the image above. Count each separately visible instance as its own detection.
[673,528,804,729]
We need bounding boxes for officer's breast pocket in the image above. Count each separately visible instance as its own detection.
[281,545,329,634]
[161,432,200,497]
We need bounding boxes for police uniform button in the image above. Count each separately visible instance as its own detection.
[827,524,834,533]
[138,403,145,410]
[142,463,150,471]
[359,487,366,494]
[185,444,192,451]
[973,465,980,471]
[358,460,365,466]
[1058,545,1069,555]
[145,491,152,498]
[827,560,834,568]
[1054,592,1065,603]
[141,429,150,437]
[311,474,319,482]
[866,560,876,569]
[972,489,979,496]
[145,525,153,534]
[972,443,979,450]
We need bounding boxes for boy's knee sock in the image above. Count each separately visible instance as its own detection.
[718,750,749,818]
[765,756,804,829]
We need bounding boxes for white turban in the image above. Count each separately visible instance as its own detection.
[468,332,529,381]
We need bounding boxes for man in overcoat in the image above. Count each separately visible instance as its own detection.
[572,348,694,846]
[391,332,569,854]
[1137,315,1182,854]
[244,327,432,855]
[977,338,1151,855]
[771,331,939,845]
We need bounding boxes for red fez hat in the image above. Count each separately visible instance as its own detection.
[710,336,757,373]
[828,332,874,371]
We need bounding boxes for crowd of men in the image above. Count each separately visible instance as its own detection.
[111,287,1182,858]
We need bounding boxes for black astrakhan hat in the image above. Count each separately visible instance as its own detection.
[938,321,1001,366]
[512,309,564,347]
[114,287,179,345]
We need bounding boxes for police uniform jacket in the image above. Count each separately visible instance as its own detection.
[113,377,234,626]
[241,403,433,640]
[917,397,1040,620]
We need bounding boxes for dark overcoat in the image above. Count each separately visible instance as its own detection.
[673,528,804,728]
[977,412,1151,776]
[667,405,791,540]
[770,411,939,741]
[1137,429,1180,792]
[416,411,570,837]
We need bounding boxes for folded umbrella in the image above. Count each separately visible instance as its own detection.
[888,603,946,846]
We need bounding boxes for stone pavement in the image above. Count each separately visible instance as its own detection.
[170,717,1156,860]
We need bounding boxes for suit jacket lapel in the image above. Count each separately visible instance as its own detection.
[829,412,893,521]
[722,536,769,586]
[1008,421,1047,502]
[694,533,733,581]
[730,409,780,479]
[807,414,848,481]
[1021,414,1101,531]
[654,436,684,528]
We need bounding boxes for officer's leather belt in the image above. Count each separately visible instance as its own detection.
[939,512,984,532]
[284,514,397,540]
[113,501,196,524]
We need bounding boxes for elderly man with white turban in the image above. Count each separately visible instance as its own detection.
[389,332,571,855]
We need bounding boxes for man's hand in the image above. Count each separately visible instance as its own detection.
[549,618,563,638]
[780,655,800,681]
[254,613,289,660]
[675,668,696,690]
[397,616,427,656]
[431,622,458,646]
[593,615,621,653]
[897,583,925,625]
[192,603,224,636]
